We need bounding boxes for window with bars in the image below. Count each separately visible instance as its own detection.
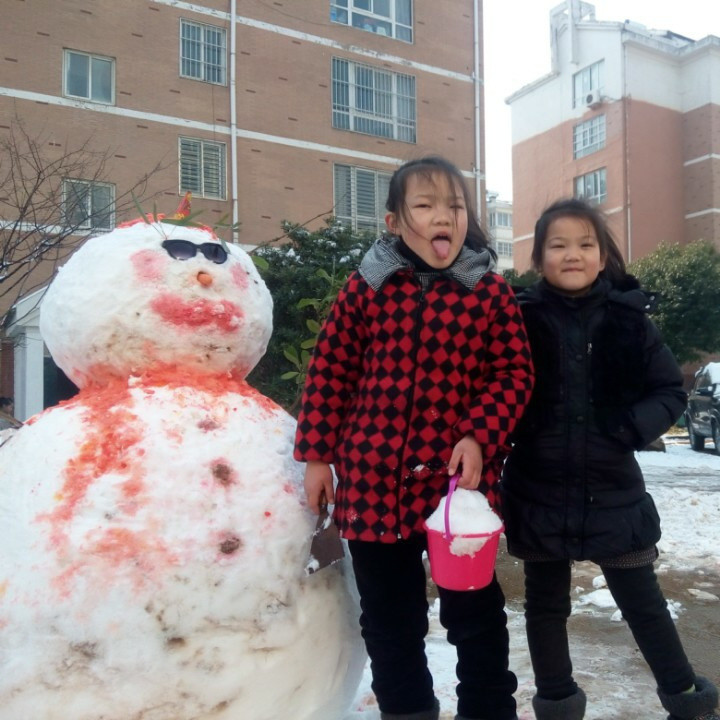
[179,137,227,199]
[573,115,606,159]
[180,19,227,85]
[333,164,391,232]
[572,60,604,108]
[330,0,413,42]
[63,179,115,230]
[63,50,114,104]
[332,58,416,142]
[574,168,607,205]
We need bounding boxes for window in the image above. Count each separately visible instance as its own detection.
[494,240,513,258]
[573,60,604,108]
[334,164,391,232]
[573,115,606,159]
[574,168,607,205]
[64,50,114,103]
[489,211,512,228]
[330,0,413,42]
[180,19,227,85]
[63,180,115,230]
[332,58,416,142]
[179,137,226,199]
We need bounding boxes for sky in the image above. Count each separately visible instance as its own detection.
[483,0,720,200]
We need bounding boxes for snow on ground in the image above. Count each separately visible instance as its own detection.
[344,441,720,720]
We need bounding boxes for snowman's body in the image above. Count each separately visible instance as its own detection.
[0,216,364,719]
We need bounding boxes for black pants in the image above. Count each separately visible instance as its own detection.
[523,559,696,700]
[349,536,518,719]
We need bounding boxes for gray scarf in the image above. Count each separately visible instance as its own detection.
[359,235,496,292]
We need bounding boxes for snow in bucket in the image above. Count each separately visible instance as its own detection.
[424,475,504,590]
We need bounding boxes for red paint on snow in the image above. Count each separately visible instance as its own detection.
[231,264,249,289]
[109,368,283,418]
[90,527,154,565]
[150,293,244,333]
[117,216,217,237]
[131,248,167,281]
[53,527,177,595]
[41,380,145,545]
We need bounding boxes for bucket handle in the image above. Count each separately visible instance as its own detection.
[443,473,460,539]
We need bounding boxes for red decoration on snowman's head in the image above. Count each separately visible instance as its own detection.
[170,191,192,220]
[117,192,217,238]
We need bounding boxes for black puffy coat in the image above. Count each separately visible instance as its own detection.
[501,277,687,561]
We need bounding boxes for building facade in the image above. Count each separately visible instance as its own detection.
[0,0,486,420]
[508,0,720,272]
[486,191,513,273]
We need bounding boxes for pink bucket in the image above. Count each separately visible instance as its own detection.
[424,475,503,591]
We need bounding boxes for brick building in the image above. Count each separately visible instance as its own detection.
[0,0,486,419]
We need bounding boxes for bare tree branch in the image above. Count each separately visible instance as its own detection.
[0,116,170,327]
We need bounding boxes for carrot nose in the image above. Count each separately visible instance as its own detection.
[197,271,213,287]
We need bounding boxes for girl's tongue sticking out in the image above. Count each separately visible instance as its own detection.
[432,236,451,260]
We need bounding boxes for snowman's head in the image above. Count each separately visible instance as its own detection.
[40,216,273,388]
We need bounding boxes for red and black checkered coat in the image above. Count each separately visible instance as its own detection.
[294,248,533,543]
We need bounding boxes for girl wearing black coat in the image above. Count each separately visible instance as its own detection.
[501,198,719,720]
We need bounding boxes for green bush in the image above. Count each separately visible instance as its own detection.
[629,241,720,364]
[248,219,376,412]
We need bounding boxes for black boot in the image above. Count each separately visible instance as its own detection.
[658,677,720,720]
[381,698,440,720]
[531,689,587,720]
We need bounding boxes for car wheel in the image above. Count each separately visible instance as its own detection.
[712,421,720,455]
[687,418,705,451]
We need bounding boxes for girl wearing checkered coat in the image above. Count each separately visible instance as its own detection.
[294,156,534,720]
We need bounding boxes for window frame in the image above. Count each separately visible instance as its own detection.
[494,240,513,258]
[574,168,607,205]
[62,179,116,231]
[330,0,413,43]
[179,19,228,86]
[572,59,604,108]
[333,163,392,233]
[489,211,512,229]
[178,137,227,200]
[332,57,416,143]
[63,49,115,104]
[573,115,606,159]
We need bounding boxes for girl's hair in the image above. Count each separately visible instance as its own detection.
[385,156,493,255]
[532,197,626,284]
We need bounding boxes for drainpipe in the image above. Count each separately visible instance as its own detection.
[621,35,631,261]
[230,0,239,242]
[473,0,482,220]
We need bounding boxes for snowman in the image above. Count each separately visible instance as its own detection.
[0,199,365,720]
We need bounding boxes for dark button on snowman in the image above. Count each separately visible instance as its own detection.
[0,198,364,720]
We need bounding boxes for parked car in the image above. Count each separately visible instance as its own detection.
[685,362,720,453]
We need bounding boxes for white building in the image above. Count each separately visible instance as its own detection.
[486,191,513,274]
[507,0,720,272]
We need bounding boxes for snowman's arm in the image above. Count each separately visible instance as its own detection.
[0,428,18,448]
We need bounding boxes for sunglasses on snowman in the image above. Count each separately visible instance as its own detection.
[161,239,228,264]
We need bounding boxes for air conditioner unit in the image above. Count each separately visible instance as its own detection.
[585,88,603,108]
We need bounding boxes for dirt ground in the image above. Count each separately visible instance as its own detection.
[494,541,720,689]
